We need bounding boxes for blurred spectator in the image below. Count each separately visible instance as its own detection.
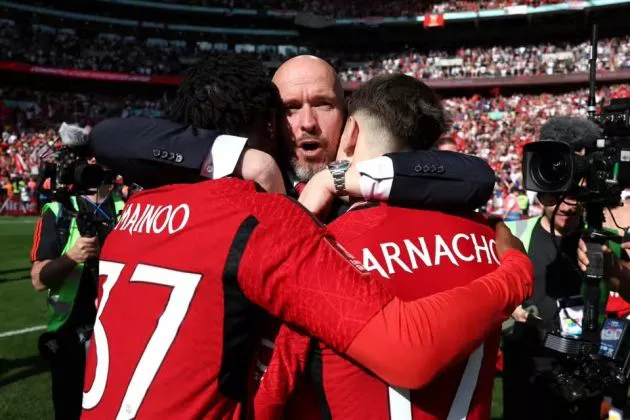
[149,0,566,17]
[340,37,630,82]
[3,20,629,81]
[0,86,169,214]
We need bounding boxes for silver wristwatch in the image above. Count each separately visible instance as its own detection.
[327,160,351,195]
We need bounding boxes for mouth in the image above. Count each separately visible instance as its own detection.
[297,140,323,158]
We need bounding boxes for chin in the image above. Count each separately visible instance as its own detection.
[293,163,319,182]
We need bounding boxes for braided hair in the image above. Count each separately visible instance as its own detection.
[167,54,281,138]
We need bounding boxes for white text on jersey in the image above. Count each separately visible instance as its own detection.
[115,203,190,235]
[363,233,499,279]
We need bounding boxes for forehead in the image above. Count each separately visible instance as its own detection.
[274,69,338,101]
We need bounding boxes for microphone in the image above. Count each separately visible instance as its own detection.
[539,116,602,150]
[58,122,90,147]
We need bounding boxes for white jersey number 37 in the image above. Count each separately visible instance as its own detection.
[83,261,202,419]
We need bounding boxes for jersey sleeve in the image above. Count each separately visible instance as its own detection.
[237,193,533,388]
[30,210,62,262]
[237,193,392,352]
[346,249,533,389]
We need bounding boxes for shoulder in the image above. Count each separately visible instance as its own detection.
[240,191,324,231]
[328,203,387,243]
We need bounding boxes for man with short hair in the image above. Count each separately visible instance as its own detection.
[31,160,124,420]
[502,116,630,419]
[254,74,510,420]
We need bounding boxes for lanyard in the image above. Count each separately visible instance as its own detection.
[81,194,115,226]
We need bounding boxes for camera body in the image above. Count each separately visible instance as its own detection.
[519,98,630,415]
[523,98,630,206]
[38,145,111,198]
[539,318,630,418]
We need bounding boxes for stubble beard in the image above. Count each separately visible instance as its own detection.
[291,157,328,182]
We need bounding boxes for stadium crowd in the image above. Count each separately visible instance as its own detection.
[158,0,566,16]
[0,87,170,214]
[340,37,630,82]
[3,19,630,81]
[3,80,629,217]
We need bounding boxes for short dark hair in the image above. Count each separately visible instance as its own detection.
[167,54,281,137]
[347,74,448,150]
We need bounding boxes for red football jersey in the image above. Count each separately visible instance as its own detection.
[81,179,393,420]
[82,180,531,419]
[285,203,501,420]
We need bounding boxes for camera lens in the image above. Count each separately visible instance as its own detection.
[531,150,571,191]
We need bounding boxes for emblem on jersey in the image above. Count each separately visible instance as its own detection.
[326,237,369,274]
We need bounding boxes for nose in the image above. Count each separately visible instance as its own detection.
[298,105,318,134]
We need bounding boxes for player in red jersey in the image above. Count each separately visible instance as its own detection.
[254,74,511,420]
[82,56,532,419]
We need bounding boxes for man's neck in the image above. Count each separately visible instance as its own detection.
[86,185,112,204]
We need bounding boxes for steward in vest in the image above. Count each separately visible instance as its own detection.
[516,189,529,216]
[30,181,124,420]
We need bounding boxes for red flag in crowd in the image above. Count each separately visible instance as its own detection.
[423,14,444,28]
[13,152,26,174]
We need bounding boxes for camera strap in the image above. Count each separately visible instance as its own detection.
[54,205,73,249]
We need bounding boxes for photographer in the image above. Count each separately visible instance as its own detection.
[502,117,613,419]
[29,159,124,420]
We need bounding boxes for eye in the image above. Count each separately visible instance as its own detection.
[315,101,333,109]
[284,103,301,114]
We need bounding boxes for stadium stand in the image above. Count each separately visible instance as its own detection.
[148,0,567,16]
[2,18,629,82]
[339,37,630,82]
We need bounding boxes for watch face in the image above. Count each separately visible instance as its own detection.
[330,160,350,171]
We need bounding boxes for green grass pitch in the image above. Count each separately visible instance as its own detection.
[0,215,504,419]
[0,216,52,419]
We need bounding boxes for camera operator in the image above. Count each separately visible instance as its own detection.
[29,158,125,420]
[502,117,612,419]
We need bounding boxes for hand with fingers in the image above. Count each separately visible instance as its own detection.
[577,239,630,298]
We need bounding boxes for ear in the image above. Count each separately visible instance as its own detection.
[342,116,359,159]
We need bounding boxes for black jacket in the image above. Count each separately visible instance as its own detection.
[89,117,495,211]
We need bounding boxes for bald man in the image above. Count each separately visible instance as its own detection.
[270,56,496,219]
[272,56,346,182]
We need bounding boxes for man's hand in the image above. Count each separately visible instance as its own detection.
[66,236,99,264]
[577,239,630,300]
[494,222,527,257]
[578,239,630,271]
[235,148,286,194]
[298,169,336,219]
[298,163,367,217]
[510,305,531,323]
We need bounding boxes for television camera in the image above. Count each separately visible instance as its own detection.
[37,123,115,282]
[521,25,630,418]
